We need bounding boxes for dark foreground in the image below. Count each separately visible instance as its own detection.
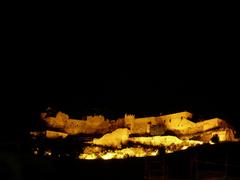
[1,141,240,180]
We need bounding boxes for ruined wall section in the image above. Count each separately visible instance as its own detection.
[42,111,69,129]
[179,118,228,135]
[43,112,111,135]
[131,117,157,134]
[42,111,235,140]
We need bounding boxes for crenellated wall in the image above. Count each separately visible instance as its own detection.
[42,111,234,138]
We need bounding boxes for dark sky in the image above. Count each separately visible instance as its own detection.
[2,57,240,140]
[1,24,239,140]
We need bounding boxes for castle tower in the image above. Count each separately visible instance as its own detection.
[124,114,135,132]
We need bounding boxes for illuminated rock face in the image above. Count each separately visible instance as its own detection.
[78,135,204,160]
[93,128,130,148]
[79,147,159,160]
[129,136,183,146]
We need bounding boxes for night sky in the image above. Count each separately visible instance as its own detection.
[1,6,239,142]
[1,11,240,180]
[1,56,240,140]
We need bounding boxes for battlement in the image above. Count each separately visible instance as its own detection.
[159,111,192,120]
[41,111,234,139]
[87,115,105,119]
[124,114,135,119]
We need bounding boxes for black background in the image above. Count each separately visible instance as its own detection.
[1,46,240,140]
[1,11,239,139]
[1,9,240,180]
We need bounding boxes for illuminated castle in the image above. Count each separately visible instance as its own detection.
[40,111,236,142]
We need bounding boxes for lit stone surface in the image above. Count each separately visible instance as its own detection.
[31,111,239,160]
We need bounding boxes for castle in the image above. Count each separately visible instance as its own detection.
[39,111,236,142]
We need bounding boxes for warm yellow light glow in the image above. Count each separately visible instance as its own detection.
[34,150,38,155]
[78,136,205,160]
[32,111,238,160]
[44,150,52,156]
[79,147,160,160]
[181,146,188,150]
[79,153,98,160]
[209,141,215,145]
[101,152,116,160]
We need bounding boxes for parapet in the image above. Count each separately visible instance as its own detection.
[159,111,192,120]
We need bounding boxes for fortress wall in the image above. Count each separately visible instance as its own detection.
[128,117,156,134]
[124,114,135,128]
[195,118,222,131]
[43,112,69,129]
[212,129,235,141]
[200,128,235,142]
[135,117,157,125]
[44,117,66,129]
[46,130,68,139]
[161,118,195,131]
[64,119,86,135]
[131,121,149,134]
[42,111,235,138]
[159,111,193,121]
[176,118,228,136]
[64,118,111,135]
